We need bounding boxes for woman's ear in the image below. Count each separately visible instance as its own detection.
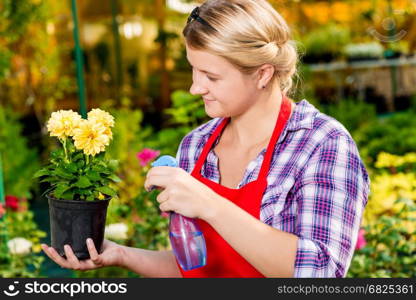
[256,64,275,89]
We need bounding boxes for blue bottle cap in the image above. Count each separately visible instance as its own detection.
[151,155,178,168]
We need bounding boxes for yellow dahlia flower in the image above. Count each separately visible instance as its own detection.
[88,108,115,128]
[46,110,82,139]
[73,119,110,156]
[88,108,114,140]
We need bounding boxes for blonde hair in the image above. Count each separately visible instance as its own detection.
[183,0,298,95]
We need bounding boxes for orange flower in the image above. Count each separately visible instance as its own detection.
[0,203,5,217]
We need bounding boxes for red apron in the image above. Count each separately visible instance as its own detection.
[179,95,292,278]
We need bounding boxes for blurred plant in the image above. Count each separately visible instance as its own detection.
[364,152,416,225]
[131,154,169,253]
[104,104,147,225]
[0,197,46,278]
[322,98,377,135]
[347,199,416,277]
[146,90,208,156]
[0,203,5,217]
[384,40,410,59]
[5,195,19,212]
[127,90,208,255]
[0,104,45,277]
[375,152,416,170]
[353,111,416,167]
[8,237,33,256]
[137,148,160,167]
[301,24,351,63]
[0,0,43,80]
[348,152,416,277]
[355,229,367,251]
[0,0,75,114]
[130,90,208,251]
[344,42,384,61]
[164,90,207,128]
[0,106,39,198]
[104,223,129,241]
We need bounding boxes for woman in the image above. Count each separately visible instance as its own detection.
[42,0,369,277]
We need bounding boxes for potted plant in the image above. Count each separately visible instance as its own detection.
[34,109,120,260]
[343,42,384,62]
[383,40,409,59]
[301,24,350,64]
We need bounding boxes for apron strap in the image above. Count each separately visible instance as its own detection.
[192,117,230,176]
[192,95,292,180]
[258,95,292,179]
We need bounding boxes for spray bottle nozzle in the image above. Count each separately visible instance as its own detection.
[151,155,178,168]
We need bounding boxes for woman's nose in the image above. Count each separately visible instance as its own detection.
[189,82,208,96]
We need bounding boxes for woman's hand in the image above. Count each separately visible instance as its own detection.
[41,239,124,271]
[144,166,219,220]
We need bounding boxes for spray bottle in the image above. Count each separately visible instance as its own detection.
[151,155,207,270]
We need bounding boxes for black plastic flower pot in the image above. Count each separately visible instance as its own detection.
[47,194,111,260]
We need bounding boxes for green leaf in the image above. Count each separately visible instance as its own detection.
[94,152,105,160]
[86,170,101,181]
[54,184,71,199]
[96,186,117,197]
[92,164,108,173]
[40,177,54,183]
[108,159,119,171]
[109,174,122,183]
[72,152,84,162]
[61,191,75,200]
[75,176,92,188]
[53,168,76,180]
[51,149,64,160]
[33,168,50,178]
[65,162,78,173]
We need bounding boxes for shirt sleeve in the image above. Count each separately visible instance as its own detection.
[292,134,370,277]
[175,138,183,165]
[175,131,200,173]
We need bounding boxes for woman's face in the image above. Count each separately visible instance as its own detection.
[186,44,259,118]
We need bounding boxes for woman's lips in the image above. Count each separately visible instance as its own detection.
[203,98,215,102]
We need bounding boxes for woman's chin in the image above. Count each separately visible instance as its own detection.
[204,103,231,119]
[205,108,226,119]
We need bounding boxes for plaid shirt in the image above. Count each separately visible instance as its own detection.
[176,100,370,277]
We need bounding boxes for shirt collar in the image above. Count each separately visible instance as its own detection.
[195,99,317,141]
[284,99,316,131]
[276,99,316,144]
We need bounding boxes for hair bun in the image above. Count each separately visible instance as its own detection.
[183,0,298,95]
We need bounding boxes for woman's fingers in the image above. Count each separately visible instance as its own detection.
[41,244,70,268]
[144,167,175,191]
[42,243,102,271]
[64,244,81,270]
[156,189,169,204]
[144,175,167,192]
[86,238,102,265]
[78,259,99,270]
[159,201,172,212]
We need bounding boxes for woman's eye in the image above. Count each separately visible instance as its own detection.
[207,76,217,82]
